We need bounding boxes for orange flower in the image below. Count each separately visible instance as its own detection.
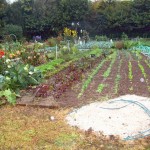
[0,50,5,58]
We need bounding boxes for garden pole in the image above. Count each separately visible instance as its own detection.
[56,44,58,59]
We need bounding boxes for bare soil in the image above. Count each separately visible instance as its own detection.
[17,51,150,108]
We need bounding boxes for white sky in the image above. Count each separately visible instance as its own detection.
[7,0,17,4]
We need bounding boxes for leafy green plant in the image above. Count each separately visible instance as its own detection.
[136,51,142,60]
[128,61,133,91]
[0,59,42,104]
[3,24,23,40]
[138,61,147,79]
[78,56,108,98]
[114,59,122,94]
[128,61,133,81]
[97,84,107,93]
[103,51,117,78]
[145,60,150,68]
[138,61,149,92]
[70,45,79,54]
[0,89,16,105]
[36,59,64,73]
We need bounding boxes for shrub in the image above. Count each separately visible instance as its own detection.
[71,45,79,54]
[124,40,139,49]
[115,41,124,50]
[95,35,108,41]
[47,37,58,46]
[3,24,23,40]
[121,32,128,41]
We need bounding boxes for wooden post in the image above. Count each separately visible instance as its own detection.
[56,44,58,59]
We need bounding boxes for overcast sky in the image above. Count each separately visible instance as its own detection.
[7,0,17,4]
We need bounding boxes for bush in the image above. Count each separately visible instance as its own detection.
[121,32,128,41]
[115,41,124,50]
[3,24,23,40]
[95,35,108,41]
[124,40,139,49]
[47,37,58,47]
[71,45,79,54]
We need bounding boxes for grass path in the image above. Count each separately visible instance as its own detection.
[0,105,150,149]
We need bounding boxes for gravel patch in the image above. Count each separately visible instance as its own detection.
[66,95,150,140]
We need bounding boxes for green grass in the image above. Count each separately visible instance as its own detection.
[0,105,150,149]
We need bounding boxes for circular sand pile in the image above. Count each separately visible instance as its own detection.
[66,95,150,140]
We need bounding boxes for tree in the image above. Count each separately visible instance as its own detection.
[5,1,23,27]
[0,0,7,34]
[130,0,150,30]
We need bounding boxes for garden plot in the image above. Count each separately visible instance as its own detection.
[66,95,150,140]
[57,50,150,108]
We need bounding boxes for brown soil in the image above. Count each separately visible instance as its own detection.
[17,51,150,108]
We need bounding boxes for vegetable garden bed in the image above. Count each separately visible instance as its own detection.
[17,50,150,108]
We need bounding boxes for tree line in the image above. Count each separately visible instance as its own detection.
[0,0,150,40]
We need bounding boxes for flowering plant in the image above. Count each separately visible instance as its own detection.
[0,50,5,58]
[63,27,77,40]
[0,50,7,74]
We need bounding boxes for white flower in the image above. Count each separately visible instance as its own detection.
[6,59,10,63]
[29,71,34,75]
[7,65,11,68]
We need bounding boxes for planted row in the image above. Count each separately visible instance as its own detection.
[102,51,117,78]
[114,59,122,94]
[138,61,150,92]
[78,57,108,97]
[128,61,133,91]
[96,51,117,93]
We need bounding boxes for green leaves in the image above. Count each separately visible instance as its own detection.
[114,59,122,94]
[36,59,65,74]
[128,61,133,81]
[0,61,42,104]
[0,89,16,105]
[103,51,117,78]
[78,55,107,98]
[97,84,107,93]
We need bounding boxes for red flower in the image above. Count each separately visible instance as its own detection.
[0,50,5,58]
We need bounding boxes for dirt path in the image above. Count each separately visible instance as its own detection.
[118,52,131,95]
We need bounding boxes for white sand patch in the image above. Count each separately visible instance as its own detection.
[66,95,150,140]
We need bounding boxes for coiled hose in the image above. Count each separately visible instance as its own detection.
[98,99,150,140]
